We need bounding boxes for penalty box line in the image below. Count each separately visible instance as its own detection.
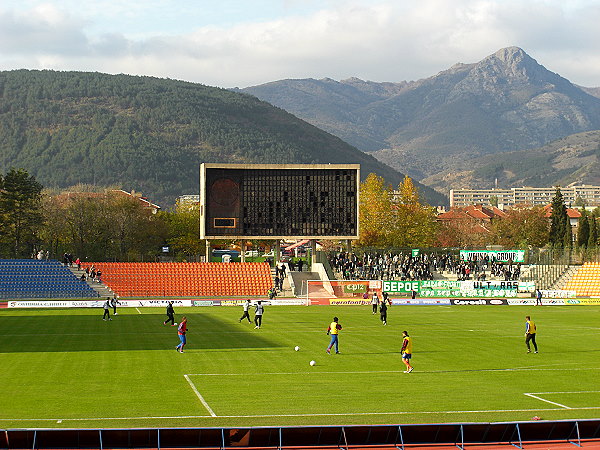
[524,390,600,410]
[183,374,217,417]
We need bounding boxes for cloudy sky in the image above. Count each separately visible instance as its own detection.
[1,0,599,88]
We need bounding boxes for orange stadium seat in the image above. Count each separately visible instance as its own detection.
[81,262,274,298]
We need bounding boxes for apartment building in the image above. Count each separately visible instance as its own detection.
[450,185,600,208]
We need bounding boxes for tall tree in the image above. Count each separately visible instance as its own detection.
[490,206,549,248]
[0,169,44,257]
[548,188,569,247]
[588,214,598,248]
[390,176,437,247]
[577,209,590,248]
[357,173,393,247]
[161,200,204,259]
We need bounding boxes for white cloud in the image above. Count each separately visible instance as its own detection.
[0,0,599,88]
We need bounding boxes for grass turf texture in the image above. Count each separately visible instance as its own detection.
[1,305,599,428]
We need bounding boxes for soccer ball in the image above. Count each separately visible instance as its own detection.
[310,360,316,366]
[174,322,178,325]
[294,346,300,351]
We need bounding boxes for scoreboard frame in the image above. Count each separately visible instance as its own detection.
[200,163,360,240]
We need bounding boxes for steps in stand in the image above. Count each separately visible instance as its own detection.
[67,266,114,299]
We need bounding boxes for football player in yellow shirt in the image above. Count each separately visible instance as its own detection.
[401,330,413,373]
[326,317,342,354]
[525,316,538,353]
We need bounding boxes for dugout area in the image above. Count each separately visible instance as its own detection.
[2,420,600,449]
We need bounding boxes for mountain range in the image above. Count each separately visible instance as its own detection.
[0,70,446,207]
[241,47,600,192]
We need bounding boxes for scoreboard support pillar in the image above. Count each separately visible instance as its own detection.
[274,240,281,265]
[310,239,317,268]
[346,239,353,253]
[205,240,211,263]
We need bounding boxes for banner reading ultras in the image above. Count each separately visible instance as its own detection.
[460,250,525,262]
[200,163,360,239]
[382,280,535,298]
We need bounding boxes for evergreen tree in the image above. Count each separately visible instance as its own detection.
[577,209,590,248]
[589,214,598,248]
[0,169,44,257]
[548,188,569,247]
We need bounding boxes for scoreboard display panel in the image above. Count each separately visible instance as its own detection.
[200,164,359,239]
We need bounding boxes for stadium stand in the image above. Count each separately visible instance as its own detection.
[0,259,99,299]
[80,262,273,297]
[564,262,600,297]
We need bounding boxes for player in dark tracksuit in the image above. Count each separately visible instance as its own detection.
[102,298,111,321]
[239,299,252,323]
[379,300,388,325]
[164,301,176,326]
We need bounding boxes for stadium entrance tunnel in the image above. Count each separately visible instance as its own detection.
[2,420,600,449]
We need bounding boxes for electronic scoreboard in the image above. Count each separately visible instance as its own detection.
[200,164,359,239]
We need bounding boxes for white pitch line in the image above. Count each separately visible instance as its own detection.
[135,307,142,314]
[186,367,600,376]
[528,390,600,394]
[184,374,217,417]
[524,393,571,409]
[4,406,600,422]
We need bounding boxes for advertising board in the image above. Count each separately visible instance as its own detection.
[564,299,600,305]
[450,299,509,305]
[507,299,566,306]
[121,300,195,307]
[391,298,451,305]
[8,300,104,308]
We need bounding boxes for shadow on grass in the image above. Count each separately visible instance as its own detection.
[0,313,278,353]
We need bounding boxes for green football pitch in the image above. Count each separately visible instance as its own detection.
[1,305,599,429]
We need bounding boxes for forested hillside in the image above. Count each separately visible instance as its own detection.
[0,70,446,207]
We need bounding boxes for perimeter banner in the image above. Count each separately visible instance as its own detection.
[391,298,451,305]
[120,299,195,307]
[7,300,104,308]
[507,299,566,305]
[563,299,600,305]
[382,280,526,298]
[459,250,525,262]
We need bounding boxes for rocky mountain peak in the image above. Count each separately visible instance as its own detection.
[473,46,553,85]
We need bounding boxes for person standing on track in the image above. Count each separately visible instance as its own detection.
[164,301,176,326]
[326,316,342,354]
[176,316,188,353]
[401,330,413,373]
[525,315,538,353]
[239,299,252,323]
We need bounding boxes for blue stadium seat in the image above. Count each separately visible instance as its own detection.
[0,259,99,300]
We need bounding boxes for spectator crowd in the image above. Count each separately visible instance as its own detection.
[329,251,522,282]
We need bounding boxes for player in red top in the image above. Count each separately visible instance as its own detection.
[176,316,188,353]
